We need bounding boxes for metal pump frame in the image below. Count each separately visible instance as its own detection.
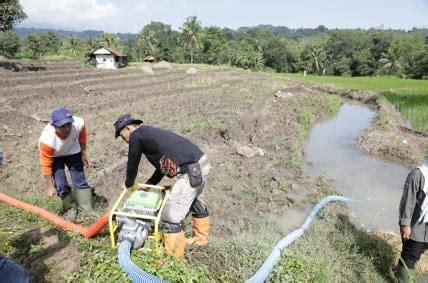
[109,183,170,249]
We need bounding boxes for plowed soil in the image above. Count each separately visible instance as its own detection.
[1,60,424,281]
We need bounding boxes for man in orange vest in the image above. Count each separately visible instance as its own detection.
[39,107,98,220]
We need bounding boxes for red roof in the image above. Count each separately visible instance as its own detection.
[105,47,126,57]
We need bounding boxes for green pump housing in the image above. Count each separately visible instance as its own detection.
[123,191,162,214]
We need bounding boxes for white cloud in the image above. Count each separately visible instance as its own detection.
[18,0,194,32]
[20,0,118,30]
[134,2,148,13]
[18,0,427,33]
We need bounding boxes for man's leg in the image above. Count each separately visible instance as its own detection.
[161,221,186,258]
[52,156,71,198]
[187,197,210,246]
[187,158,211,246]
[396,239,426,282]
[66,152,99,217]
[67,152,90,189]
[53,156,77,220]
[161,174,198,257]
[0,256,30,283]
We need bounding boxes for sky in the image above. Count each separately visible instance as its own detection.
[17,0,428,33]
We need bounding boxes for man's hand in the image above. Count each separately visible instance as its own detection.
[400,225,411,241]
[81,150,90,168]
[122,182,136,192]
[47,185,56,199]
[45,175,56,199]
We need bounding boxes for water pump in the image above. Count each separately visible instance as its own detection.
[116,190,162,249]
[109,184,170,250]
[110,184,170,283]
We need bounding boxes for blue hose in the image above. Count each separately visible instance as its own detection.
[118,240,167,283]
[246,195,353,283]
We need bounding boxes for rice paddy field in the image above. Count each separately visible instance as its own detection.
[281,74,428,131]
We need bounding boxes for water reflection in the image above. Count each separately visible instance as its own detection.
[305,103,410,232]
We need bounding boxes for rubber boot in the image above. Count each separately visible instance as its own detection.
[61,193,77,221]
[186,216,210,246]
[73,189,100,218]
[395,264,416,283]
[163,231,185,258]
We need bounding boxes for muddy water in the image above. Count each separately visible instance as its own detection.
[305,103,410,232]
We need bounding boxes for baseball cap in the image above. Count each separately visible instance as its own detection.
[51,107,74,127]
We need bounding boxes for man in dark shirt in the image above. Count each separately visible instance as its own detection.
[396,155,428,282]
[114,114,212,257]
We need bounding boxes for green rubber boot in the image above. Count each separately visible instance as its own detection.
[61,193,77,221]
[73,189,100,218]
[395,264,416,283]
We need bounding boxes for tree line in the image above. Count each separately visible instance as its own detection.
[0,0,427,79]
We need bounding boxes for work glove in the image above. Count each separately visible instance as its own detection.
[122,183,137,192]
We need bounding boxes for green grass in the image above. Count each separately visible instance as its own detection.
[63,235,211,283]
[271,209,395,282]
[281,74,428,131]
[188,210,395,282]
[180,117,233,135]
[382,90,428,131]
[0,201,396,282]
[39,54,78,61]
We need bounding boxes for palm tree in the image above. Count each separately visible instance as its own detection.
[310,45,325,74]
[180,16,202,64]
[63,35,81,57]
[98,33,121,49]
[378,50,402,75]
[137,29,157,58]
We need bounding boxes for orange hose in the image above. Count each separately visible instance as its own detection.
[0,193,108,238]
[83,213,109,238]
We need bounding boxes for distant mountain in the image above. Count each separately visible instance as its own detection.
[237,24,330,37]
[12,27,137,41]
[409,27,428,37]
[12,25,427,42]
[237,25,428,38]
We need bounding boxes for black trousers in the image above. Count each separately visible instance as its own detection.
[399,239,428,269]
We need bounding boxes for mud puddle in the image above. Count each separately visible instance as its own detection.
[305,103,410,232]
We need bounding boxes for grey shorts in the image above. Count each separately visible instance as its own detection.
[161,155,211,224]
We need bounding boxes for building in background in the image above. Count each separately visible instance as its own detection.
[92,47,126,69]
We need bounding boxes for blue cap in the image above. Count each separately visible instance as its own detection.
[51,107,74,127]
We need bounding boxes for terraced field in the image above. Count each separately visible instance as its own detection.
[0,61,317,214]
[1,60,423,282]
